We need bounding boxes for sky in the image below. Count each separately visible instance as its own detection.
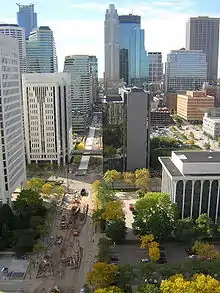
[1,0,220,77]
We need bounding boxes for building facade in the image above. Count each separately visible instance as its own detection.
[165,92,177,114]
[150,108,173,127]
[22,73,72,166]
[0,24,26,75]
[16,3,37,40]
[203,108,220,139]
[64,55,93,133]
[126,87,148,171]
[159,151,220,223]
[119,14,148,86]
[148,52,163,85]
[186,17,220,83]
[26,26,57,73]
[165,49,207,92]
[104,4,120,89]
[177,91,215,122]
[89,55,98,103]
[0,35,26,204]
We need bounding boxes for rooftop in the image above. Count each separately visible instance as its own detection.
[174,151,220,163]
[159,157,183,177]
[106,94,122,102]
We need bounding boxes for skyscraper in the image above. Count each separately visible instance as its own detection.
[186,17,220,83]
[0,24,26,75]
[104,4,120,89]
[148,52,163,85]
[26,26,57,73]
[0,35,26,204]
[165,49,207,92]
[22,73,72,166]
[89,55,98,102]
[119,14,148,86]
[16,3,37,40]
[64,55,93,133]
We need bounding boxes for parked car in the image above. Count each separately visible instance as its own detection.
[141,258,150,263]
[111,256,119,261]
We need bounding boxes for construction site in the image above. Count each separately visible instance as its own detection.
[33,190,89,293]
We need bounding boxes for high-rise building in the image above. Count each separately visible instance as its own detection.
[26,26,57,73]
[16,3,37,40]
[165,49,207,92]
[0,35,26,204]
[104,4,120,89]
[64,55,93,133]
[89,55,98,102]
[119,14,148,86]
[186,17,220,83]
[148,52,163,85]
[22,73,72,166]
[0,24,26,75]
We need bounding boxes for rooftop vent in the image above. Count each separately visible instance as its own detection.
[179,154,187,160]
[208,156,213,159]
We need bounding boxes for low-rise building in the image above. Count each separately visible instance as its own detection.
[103,94,124,125]
[165,92,177,114]
[159,151,220,223]
[203,108,220,139]
[150,108,173,127]
[177,91,215,122]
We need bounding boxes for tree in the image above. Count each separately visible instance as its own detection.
[138,284,161,293]
[160,273,220,293]
[14,230,35,257]
[53,185,65,200]
[195,214,215,240]
[140,234,155,248]
[0,204,14,232]
[33,242,46,257]
[174,218,197,243]
[135,169,150,193]
[29,216,44,230]
[118,264,136,289]
[102,201,125,221]
[204,142,211,150]
[92,180,115,210]
[87,262,118,289]
[106,220,127,244]
[97,237,111,262]
[94,287,124,293]
[41,183,54,197]
[133,193,177,240]
[26,178,45,192]
[149,247,160,261]
[187,139,195,145]
[77,142,85,151]
[104,170,121,189]
[122,172,135,187]
[192,241,219,260]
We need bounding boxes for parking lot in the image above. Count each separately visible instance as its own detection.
[0,256,29,280]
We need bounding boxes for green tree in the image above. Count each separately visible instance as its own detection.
[174,218,197,243]
[133,192,177,240]
[118,264,136,289]
[92,180,115,209]
[195,214,215,240]
[41,183,54,197]
[29,216,44,230]
[33,242,46,257]
[14,230,35,257]
[138,284,161,293]
[97,237,111,262]
[26,178,45,192]
[106,220,127,244]
[189,132,195,139]
[0,204,14,233]
[104,170,121,189]
[103,146,117,158]
[204,142,211,150]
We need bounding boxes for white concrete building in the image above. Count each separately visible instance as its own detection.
[0,35,26,204]
[148,52,163,85]
[203,108,220,139]
[159,151,220,223]
[104,4,120,89]
[22,73,72,165]
[0,24,26,75]
[64,55,93,133]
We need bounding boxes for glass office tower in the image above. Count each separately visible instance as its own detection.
[119,14,148,86]
[26,26,57,73]
[17,3,37,40]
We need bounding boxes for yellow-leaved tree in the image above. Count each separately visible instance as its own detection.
[41,183,54,197]
[160,274,220,293]
[122,172,135,187]
[87,262,118,289]
[134,168,150,193]
[77,142,85,151]
[192,240,220,260]
[26,177,45,192]
[140,234,160,261]
[104,170,121,189]
[102,200,125,221]
[149,247,160,261]
[94,287,124,293]
[92,180,102,209]
[140,234,155,248]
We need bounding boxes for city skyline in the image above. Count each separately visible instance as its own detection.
[1,0,220,77]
